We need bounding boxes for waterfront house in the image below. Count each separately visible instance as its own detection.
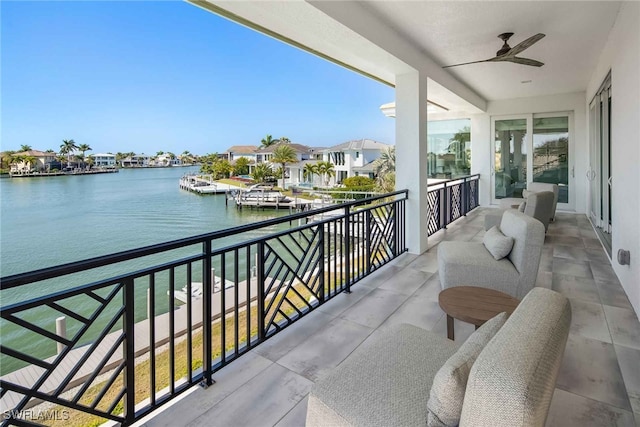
[324,139,391,185]
[9,149,57,173]
[255,142,322,188]
[2,2,639,426]
[120,154,151,168]
[150,153,181,167]
[224,145,259,163]
[89,153,117,168]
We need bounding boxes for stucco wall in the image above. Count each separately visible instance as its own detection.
[586,1,640,316]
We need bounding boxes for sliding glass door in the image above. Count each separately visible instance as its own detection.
[492,113,573,210]
[588,74,612,253]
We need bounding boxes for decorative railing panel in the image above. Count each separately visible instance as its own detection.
[0,190,407,426]
[427,175,480,236]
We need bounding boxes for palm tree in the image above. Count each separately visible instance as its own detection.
[373,147,395,192]
[77,143,92,158]
[55,154,66,171]
[8,153,25,172]
[271,145,298,189]
[233,157,251,176]
[21,155,36,172]
[303,163,318,184]
[60,139,78,168]
[251,163,273,183]
[85,156,95,170]
[277,136,291,144]
[1,151,16,171]
[260,134,276,148]
[316,161,336,187]
[20,144,32,152]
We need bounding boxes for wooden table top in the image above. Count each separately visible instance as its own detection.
[438,286,520,326]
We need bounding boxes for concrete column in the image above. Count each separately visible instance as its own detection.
[395,71,428,254]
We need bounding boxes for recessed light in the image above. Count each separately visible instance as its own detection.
[521,80,532,84]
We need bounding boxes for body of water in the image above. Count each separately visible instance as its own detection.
[1,167,287,277]
[0,167,291,374]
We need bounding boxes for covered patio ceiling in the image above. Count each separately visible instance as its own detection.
[190,0,621,114]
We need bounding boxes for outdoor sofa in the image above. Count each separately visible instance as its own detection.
[306,287,571,427]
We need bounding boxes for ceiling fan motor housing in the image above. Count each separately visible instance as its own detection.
[496,32,514,56]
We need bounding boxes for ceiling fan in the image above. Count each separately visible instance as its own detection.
[443,33,546,68]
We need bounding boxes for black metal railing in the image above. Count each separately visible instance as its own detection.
[427,174,480,236]
[0,190,408,426]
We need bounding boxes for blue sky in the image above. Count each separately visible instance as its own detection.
[1,1,395,155]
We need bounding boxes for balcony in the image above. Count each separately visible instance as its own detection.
[135,208,639,427]
[2,189,640,426]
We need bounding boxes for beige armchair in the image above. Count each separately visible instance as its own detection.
[485,191,555,231]
[438,210,546,300]
[500,182,559,221]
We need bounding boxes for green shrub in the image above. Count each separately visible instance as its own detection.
[342,176,374,187]
[332,176,376,200]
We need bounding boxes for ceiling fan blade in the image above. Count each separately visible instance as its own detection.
[504,56,545,67]
[504,33,545,57]
[442,58,493,68]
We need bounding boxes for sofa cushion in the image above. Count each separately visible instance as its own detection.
[427,312,508,427]
[518,201,527,212]
[459,288,571,427]
[483,226,514,260]
[307,324,459,427]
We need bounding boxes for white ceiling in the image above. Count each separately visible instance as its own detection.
[199,1,622,111]
[358,1,622,101]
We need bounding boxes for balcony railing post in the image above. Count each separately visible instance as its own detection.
[201,240,213,387]
[474,176,479,208]
[344,205,351,294]
[365,210,371,274]
[442,184,448,230]
[462,177,468,216]
[256,241,266,340]
[393,200,399,257]
[123,279,136,425]
[319,224,326,303]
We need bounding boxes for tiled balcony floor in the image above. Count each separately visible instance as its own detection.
[139,208,640,427]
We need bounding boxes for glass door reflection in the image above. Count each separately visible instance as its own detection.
[494,118,527,199]
[533,116,569,203]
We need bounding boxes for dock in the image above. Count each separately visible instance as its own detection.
[179,174,245,194]
[9,169,119,178]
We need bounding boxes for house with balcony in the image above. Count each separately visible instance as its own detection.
[224,145,259,163]
[255,142,319,187]
[1,2,639,427]
[9,149,57,173]
[89,153,117,168]
[119,154,151,168]
[324,139,391,185]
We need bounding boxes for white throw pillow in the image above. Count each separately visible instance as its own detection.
[483,226,514,260]
[426,312,508,427]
